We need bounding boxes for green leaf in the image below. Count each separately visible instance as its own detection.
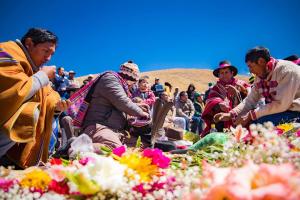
[135,136,142,148]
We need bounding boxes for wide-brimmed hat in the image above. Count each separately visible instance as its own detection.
[69,70,76,74]
[213,61,238,77]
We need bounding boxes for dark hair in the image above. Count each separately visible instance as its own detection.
[21,28,58,46]
[179,91,187,97]
[283,55,299,61]
[219,60,231,65]
[138,76,149,83]
[187,84,195,91]
[245,46,271,63]
[164,82,172,89]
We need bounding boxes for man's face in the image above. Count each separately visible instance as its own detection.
[180,93,188,102]
[218,67,233,82]
[197,95,203,103]
[26,39,56,67]
[58,68,65,76]
[69,73,75,79]
[160,92,169,101]
[247,58,267,78]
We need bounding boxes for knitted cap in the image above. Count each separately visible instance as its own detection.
[119,60,140,81]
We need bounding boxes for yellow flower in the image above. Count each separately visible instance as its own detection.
[119,153,158,182]
[67,173,100,195]
[277,123,294,132]
[20,168,51,191]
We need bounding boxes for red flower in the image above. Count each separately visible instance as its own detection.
[0,178,15,192]
[49,158,63,165]
[48,180,70,195]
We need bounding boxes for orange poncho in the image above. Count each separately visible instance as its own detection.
[0,41,60,168]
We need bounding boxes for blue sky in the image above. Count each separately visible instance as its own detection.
[1,0,299,76]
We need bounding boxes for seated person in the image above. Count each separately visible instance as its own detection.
[191,92,205,134]
[175,91,195,131]
[201,60,250,136]
[160,92,186,130]
[215,47,300,127]
[132,76,156,109]
[81,61,149,150]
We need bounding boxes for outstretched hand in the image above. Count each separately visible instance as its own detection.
[233,112,252,126]
[214,112,231,123]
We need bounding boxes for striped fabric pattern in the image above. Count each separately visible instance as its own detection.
[67,71,131,127]
[0,48,18,65]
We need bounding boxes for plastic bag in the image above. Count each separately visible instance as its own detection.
[69,134,94,158]
[188,132,228,151]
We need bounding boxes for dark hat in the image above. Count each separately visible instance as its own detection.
[213,61,238,77]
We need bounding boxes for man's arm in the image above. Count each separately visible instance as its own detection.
[189,99,195,117]
[24,71,49,101]
[175,102,189,118]
[252,69,300,120]
[230,84,261,118]
[100,74,144,117]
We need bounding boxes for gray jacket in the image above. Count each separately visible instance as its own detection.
[83,72,144,130]
[175,98,195,119]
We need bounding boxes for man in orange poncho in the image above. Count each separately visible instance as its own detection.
[0,28,70,168]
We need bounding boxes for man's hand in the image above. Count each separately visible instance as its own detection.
[214,112,231,123]
[137,103,150,112]
[234,112,252,126]
[55,99,71,112]
[141,111,150,119]
[41,65,56,79]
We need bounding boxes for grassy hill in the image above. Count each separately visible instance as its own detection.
[76,68,249,93]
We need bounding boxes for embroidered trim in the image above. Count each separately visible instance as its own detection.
[249,110,257,120]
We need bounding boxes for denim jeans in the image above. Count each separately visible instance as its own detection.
[191,116,204,133]
[254,110,300,125]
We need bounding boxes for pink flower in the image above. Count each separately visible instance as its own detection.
[112,146,126,157]
[252,184,291,200]
[47,165,68,182]
[0,178,15,192]
[275,128,284,135]
[143,148,171,168]
[133,183,147,196]
[79,157,95,166]
[204,184,251,200]
[296,130,300,137]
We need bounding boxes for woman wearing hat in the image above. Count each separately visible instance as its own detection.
[201,60,250,136]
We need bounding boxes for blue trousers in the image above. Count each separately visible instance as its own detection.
[191,116,204,133]
[254,110,300,125]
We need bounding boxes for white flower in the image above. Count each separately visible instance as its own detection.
[78,153,127,193]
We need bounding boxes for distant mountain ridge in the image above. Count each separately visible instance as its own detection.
[76,68,249,92]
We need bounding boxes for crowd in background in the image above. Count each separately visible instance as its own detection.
[1,27,300,169]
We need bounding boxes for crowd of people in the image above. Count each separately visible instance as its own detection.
[1,27,300,169]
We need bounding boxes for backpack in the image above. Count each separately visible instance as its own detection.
[67,71,128,127]
[66,73,103,127]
